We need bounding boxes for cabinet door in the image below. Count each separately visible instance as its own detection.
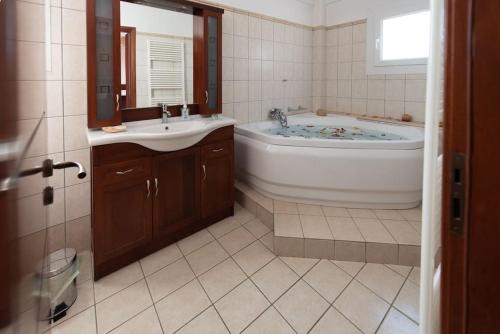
[93,158,152,266]
[201,140,234,218]
[153,147,200,240]
[194,10,222,115]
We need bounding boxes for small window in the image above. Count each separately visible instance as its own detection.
[367,2,430,74]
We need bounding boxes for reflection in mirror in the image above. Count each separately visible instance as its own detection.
[120,1,194,109]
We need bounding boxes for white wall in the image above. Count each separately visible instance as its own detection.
[326,0,429,26]
[213,0,315,26]
[120,2,193,37]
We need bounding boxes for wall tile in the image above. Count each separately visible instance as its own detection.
[63,114,89,151]
[367,80,385,100]
[234,12,249,36]
[249,60,262,81]
[62,8,86,45]
[234,36,249,58]
[64,148,90,186]
[63,45,87,80]
[261,20,274,41]
[63,80,87,115]
[338,26,353,45]
[222,58,234,80]
[234,81,249,102]
[222,34,234,57]
[222,10,234,34]
[234,58,249,80]
[249,38,262,59]
[385,80,405,101]
[248,16,262,39]
[405,80,426,102]
[222,81,234,103]
[65,182,91,221]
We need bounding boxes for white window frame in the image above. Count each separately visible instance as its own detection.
[366,0,430,75]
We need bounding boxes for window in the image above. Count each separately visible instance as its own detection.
[367,1,430,74]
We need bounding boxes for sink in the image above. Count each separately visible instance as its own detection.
[87,116,237,152]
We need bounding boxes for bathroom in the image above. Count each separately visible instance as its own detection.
[1,0,498,333]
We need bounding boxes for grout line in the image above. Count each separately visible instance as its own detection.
[139,261,166,334]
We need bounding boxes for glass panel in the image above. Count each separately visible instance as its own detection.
[207,16,217,110]
[381,10,430,61]
[95,0,115,121]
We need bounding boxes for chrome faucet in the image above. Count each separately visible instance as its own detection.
[160,103,172,123]
[269,108,288,128]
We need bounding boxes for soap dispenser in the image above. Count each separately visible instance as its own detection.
[181,103,190,120]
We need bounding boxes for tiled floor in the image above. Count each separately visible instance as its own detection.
[235,181,422,266]
[47,205,420,334]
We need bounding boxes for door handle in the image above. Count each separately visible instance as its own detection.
[202,164,207,181]
[146,179,151,198]
[116,94,120,112]
[116,169,134,175]
[212,148,223,153]
[155,178,159,197]
[205,90,208,104]
[18,159,86,179]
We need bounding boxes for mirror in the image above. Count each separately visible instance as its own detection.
[120,1,194,109]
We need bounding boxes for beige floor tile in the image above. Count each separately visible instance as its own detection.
[394,280,420,323]
[275,236,305,257]
[297,203,324,216]
[380,220,421,245]
[218,227,256,255]
[354,218,396,244]
[374,209,405,220]
[304,260,352,302]
[94,262,144,303]
[109,307,162,334]
[300,215,333,239]
[257,205,274,230]
[274,280,329,334]
[251,258,299,302]
[215,279,270,334]
[259,232,274,252]
[355,264,405,303]
[280,256,320,277]
[208,217,242,239]
[177,307,229,334]
[327,217,364,242]
[199,258,247,302]
[140,243,183,277]
[146,258,195,302]
[96,280,153,334]
[177,229,214,255]
[274,214,303,238]
[50,307,97,334]
[274,200,299,214]
[408,267,420,286]
[377,307,419,334]
[398,245,421,266]
[333,280,389,334]
[155,279,211,334]
[185,241,229,276]
[310,307,362,334]
[366,243,398,264]
[386,264,412,278]
[244,218,271,239]
[408,220,422,233]
[234,205,256,224]
[334,241,366,262]
[348,208,377,219]
[332,260,365,277]
[242,306,295,334]
[233,241,276,276]
[322,206,350,218]
[399,208,422,221]
[305,238,334,259]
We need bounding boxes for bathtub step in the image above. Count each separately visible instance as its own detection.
[235,181,422,267]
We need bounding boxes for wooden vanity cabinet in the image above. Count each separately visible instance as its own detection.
[91,127,234,279]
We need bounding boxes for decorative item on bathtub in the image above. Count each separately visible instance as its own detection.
[266,125,406,141]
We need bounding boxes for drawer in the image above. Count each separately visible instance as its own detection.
[201,140,233,160]
[94,158,151,185]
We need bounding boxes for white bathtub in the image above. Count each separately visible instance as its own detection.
[235,113,425,209]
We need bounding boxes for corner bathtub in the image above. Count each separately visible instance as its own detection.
[235,113,425,209]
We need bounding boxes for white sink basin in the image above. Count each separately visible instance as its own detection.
[87,116,237,152]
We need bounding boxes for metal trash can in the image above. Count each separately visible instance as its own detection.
[36,248,79,321]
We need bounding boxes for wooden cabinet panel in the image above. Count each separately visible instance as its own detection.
[93,158,152,266]
[153,148,200,240]
[201,140,234,218]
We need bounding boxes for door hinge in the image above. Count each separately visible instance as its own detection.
[450,153,465,234]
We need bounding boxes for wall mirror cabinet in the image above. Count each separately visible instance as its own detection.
[87,0,223,128]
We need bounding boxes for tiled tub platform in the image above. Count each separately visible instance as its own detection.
[235,182,422,267]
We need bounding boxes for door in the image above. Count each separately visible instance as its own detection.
[201,141,234,218]
[441,0,500,332]
[93,158,153,266]
[153,147,200,240]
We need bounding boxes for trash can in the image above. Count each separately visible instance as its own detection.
[36,248,79,322]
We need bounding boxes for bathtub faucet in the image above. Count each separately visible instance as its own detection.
[269,108,288,128]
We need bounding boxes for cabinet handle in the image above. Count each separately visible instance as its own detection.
[146,179,150,198]
[116,168,133,175]
[205,90,208,104]
[202,164,207,181]
[116,94,120,112]
[154,178,159,197]
[212,148,223,153]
